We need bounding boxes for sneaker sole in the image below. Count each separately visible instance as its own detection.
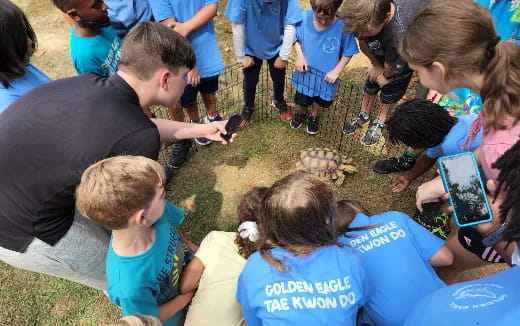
[194,139,212,146]
[290,122,303,129]
[306,127,318,135]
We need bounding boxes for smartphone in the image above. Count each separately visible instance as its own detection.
[220,112,243,142]
[437,152,493,228]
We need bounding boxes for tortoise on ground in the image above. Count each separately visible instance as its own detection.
[296,147,357,186]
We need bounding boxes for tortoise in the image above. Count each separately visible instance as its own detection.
[296,147,357,186]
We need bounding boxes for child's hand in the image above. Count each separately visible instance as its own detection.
[325,69,340,83]
[204,120,237,144]
[416,176,446,212]
[376,73,391,88]
[391,175,411,193]
[172,22,191,38]
[274,56,287,69]
[295,55,308,72]
[188,67,200,87]
[241,56,255,69]
[366,64,384,83]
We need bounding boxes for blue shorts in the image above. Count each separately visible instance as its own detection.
[180,75,219,108]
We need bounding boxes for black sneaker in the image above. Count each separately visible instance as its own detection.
[413,203,451,240]
[343,113,370,134]
[306,116,319,135]
[169,139,193,168]
[164,164,175,184]
[290,111,307,129]
[373,156,417,174]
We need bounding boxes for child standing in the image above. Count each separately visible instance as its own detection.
[225,0,302,127]
[75,156,196,326]
[52,0,121,76]
[237,171,367,325]
[150,0,226,146]
[340,0,431,146]
[290,0,359,135]
[180,187,267,326]
[336,199,453,326]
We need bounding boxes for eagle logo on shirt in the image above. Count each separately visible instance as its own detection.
[323,37,340,54]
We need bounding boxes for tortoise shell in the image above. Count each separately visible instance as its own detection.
[299,147,342,172]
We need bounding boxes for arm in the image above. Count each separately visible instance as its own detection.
[324,56,352,84]
[179,257,205,293]
[278,24,296,61]
[159,17,177,28]
[158,291,195,322]
[150,118,232,143]
[358,39,383,68]
[429,245,454,267]
[293,41,307,72]
[232,22,246,63]
[392,153,436,192]
[173,3,218,38]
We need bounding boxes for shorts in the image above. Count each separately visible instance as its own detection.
[458,227,505,263]
[180,75,219,108]
[364,69,413,104]
[294,91,332,108]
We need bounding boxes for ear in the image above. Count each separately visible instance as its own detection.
[158,69,171,91]
[431,61,447,80]
[130,208,147,226]
[66,8,80,21]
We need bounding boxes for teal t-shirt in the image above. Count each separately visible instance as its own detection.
[70,26,121,76]
[106,200,194,326]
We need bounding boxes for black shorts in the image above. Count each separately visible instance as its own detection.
[364,69,413,104]
[458,227,505,263]
[180,75,219,108]
[294,91,333,108]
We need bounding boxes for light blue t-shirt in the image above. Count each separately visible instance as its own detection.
[105,0,152,38]
[149,0,224,78]
[225,0,302,60]
[0,64,51,113]
[70,26,121,76]
[341,212,446,326]
[291,10,359,101]
[106,200,194,326]
[404,265,520,326]
[237,245,367,326]
[425,114,483,158]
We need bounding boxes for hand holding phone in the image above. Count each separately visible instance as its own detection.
[221,112,243,142]
[437,152,493,228]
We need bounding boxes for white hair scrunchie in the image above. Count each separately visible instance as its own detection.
[238,221,259,242]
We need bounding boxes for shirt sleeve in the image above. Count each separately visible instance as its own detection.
[225,0,246,24]
[73,57,106,76]
[148,0,175,22]
[0,93,20,113]
[194,231,217,266]
[119,290,160,319]
[294,21,303,43]
[109,127,160,161]
[284,0,303,25]
[204,0,218,5]
[279,24,296,60]
[341,33,360,57]
[403,212,444,261]
[425,145,441,159]
[236,271,262,326]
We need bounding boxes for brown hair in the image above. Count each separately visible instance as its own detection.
[258,171,340,271]
[76,155,165,230]
[234,187,268,259]
[400,0,520,131]
[119,22,196,80]
[310,0,343,17]
[339,0,391,37]
[336,200,375,236]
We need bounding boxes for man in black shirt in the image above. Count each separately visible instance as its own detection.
[0,22,231,290]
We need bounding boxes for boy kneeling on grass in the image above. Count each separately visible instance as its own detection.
[76,155,197,326]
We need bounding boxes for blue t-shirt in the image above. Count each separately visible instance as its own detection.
[225,0,302,60]
[106,200,194,326]
[0,64,51,113]
[149,0,224,78]
[105,0,152,38]
[291,10,358,101]
[237,245,367,326]
[425,114,483,158]
[341,212,446,326]
[70,26,121,76]
[405,265,520,326]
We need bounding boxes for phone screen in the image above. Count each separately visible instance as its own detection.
[439,153,492,226]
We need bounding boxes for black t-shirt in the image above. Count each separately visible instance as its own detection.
[365,0,431,75]
[0,73,160,252]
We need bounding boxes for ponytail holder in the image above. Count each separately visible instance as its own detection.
[238,221,259,242]
[486,36,501,61]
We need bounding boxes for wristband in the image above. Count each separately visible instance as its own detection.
[482,223,507,247]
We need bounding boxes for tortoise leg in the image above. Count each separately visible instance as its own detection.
[335,173,345,186]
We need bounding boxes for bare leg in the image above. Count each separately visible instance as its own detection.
[185,103,200,123]
[310,101,320,118]
[375,103,395,123]
[361,92,377,115]
[167,104,185,122]
[201,92,217,118]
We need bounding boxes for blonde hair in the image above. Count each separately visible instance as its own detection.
[75,155,165,230]
[108,314,161,326]
[400,0,520,130]
[339,0,391,37]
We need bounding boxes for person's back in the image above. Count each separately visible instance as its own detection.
[339,210,452,326]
